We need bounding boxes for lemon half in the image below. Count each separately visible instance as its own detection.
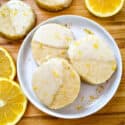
[0,47,16,80]
[85,0,124,17]
[0,78,27,125]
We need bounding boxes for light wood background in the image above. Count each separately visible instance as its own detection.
[0,0,125,124]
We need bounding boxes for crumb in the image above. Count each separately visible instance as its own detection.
[87,96,98,105]
[80,96,84,102]
[63,24,72,29]
[89,96,97,101]
[96,85,104,94]
[76,105,83,111]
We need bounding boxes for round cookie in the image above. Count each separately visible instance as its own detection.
[31,23,74,65]
[68,35,117,85]
[0,0,36,40]
[35,0,72,11]
[32,58,80,109]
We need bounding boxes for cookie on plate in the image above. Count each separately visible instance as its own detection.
[35,0,72,11]
[68,35,117,85]
[32,58,80,109]
[31,23,74,65]
[0,0,36,40]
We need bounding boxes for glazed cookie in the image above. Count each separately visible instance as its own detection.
[32,58,80,109]
[0,0,36,40]
[35,0,72,11]
[68,35,117,85]
[31,23,74,65]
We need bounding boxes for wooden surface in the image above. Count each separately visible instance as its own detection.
[0,0,125,124]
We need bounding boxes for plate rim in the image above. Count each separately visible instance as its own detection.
[17,15,122,119]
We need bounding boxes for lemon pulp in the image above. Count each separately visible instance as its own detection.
[0,78,27,125]
[85,0,124,17]
[0,47,16,79]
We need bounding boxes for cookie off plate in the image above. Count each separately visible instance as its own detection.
[17,15,122,119]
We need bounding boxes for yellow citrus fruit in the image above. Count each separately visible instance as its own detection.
[0,78,27,125]
[0,47,16,80]
[85,0,124,17]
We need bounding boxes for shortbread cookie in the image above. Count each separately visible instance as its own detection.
[0,0,35,40]
[32,58,80,109]
[35,0,72,11]
[31,23,74,65]
[68,35,117,84]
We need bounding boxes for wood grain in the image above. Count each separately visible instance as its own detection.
[0,0,125,124]
[18,114,125,125]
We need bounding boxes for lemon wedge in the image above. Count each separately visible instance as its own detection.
[0,47,16,79]
[0,78,27,125]
[85,0,124,17]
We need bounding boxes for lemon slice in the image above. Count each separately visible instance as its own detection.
[0,78,27,125]
[85,0,124,17]
[0,47,16,79]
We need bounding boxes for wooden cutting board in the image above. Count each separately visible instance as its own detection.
[0,0,125,124]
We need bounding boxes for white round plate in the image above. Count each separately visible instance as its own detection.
[17,15,122,119]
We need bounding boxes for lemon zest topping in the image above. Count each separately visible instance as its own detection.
[23,11,28,16]
[52,70,60,78]
[0,7,9,17]
[77,50,83,56]
[65,37,72,42]
[33,86,38,90]
[112,64,116,71]
[93,42,99,49]
[39,43,43,48]
[61,51,65,55]
[11,9,18,16]
[86,63,90,68]
[44,92,49,97]
[84,28,94,34]
[74,41,81,47]
[55,32,61,40]
[70,71,75,78]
